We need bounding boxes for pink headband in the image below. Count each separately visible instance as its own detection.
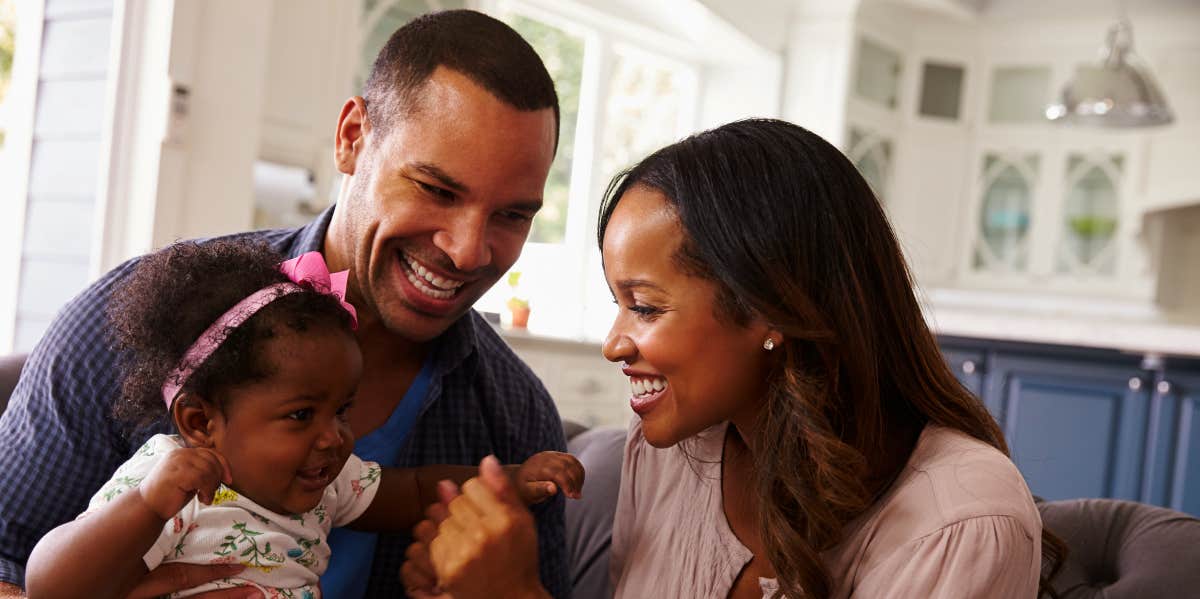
[160,252,358,408]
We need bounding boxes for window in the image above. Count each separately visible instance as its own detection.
[468,2,699,339]
[0,0,14,150]
[506,13,584,244]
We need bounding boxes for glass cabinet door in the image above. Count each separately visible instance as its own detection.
[988,66,1051,124]
[1058,154,1122,275]
[974,154,1038,273]
[854,37,902,110]
[847,127,892,201]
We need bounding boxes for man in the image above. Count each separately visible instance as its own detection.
[0,10,568,598]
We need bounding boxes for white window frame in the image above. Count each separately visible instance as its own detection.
[475,0,703,341]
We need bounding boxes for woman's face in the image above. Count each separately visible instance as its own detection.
[602,186,774,448]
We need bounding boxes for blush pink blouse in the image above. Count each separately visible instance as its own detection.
[610,419,1042,598]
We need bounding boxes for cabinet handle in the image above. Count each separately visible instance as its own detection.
[1128,377,1142,391]
[961,360,976,375]
[1157,381,1172,395]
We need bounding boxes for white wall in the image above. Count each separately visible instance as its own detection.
[147,0,273,246]
[6,0,114,351]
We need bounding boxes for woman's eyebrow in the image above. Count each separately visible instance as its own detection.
[616,279,666,293]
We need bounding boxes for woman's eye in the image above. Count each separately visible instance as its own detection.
[629,304,661,319]
[287,408,313,422]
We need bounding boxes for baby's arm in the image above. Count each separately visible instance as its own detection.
[347,452,584,532]
[25,447,231,599]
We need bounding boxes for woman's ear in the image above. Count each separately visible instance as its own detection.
[173,393,218,448]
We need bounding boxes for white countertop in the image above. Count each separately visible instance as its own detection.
[496,289,1200,359]
[924,288,1200,358]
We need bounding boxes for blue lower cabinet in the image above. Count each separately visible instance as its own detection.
[938,336,1200,515]
[1162,373,1200,515]
[986,353,1152,502]
[940,345,987,405]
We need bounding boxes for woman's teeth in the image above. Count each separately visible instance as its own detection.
[631,377,667,397]
[403,254,465,300]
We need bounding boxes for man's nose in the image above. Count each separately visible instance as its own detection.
[433,214,491,273]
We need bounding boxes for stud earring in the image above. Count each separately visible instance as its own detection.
[763,338,776,351]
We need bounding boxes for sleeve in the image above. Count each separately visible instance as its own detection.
[0,267,140,587]
[851,515,1041,599]
[329,453,383,528]
[608,416,644,590]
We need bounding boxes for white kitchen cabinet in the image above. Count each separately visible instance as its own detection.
[837,2,1200,309]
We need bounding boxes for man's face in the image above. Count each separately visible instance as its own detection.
[336,67,556,341]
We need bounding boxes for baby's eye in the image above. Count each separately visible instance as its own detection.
[288,408,313,422]
[335,401,354,420]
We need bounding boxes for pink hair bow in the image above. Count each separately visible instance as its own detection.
[160,251,357,408]
[279,252,359,328]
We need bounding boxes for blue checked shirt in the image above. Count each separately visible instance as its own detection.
[0,208,569,598]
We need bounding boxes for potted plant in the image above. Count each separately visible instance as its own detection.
[505,271,531,329]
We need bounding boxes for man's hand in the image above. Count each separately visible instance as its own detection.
[126,563,262,599]
[139,447,233,521]
[401,456,549,599]
[513,451,584,505]
[0,564,263,599]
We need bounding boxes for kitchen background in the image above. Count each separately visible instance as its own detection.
[1,0,1198,514]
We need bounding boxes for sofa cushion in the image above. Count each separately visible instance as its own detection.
[1038,498,1200,598]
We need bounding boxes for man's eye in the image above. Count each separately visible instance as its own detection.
[288,409,313,421]
[501,210,535,223]
[416,180,454,200]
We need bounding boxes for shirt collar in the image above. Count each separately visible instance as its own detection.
[285,205,335,258]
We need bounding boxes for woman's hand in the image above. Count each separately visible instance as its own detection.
[513,451,585,505]
[125,563,262,599]
[139,447,233,520]
[401,456,549,599]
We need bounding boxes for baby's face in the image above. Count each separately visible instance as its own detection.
[208,326,362,515]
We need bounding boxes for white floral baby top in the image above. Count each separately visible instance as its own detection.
[80,434,382,599]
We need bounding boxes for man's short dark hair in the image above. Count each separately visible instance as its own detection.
[363,9,560,140]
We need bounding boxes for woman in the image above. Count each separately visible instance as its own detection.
[404,119,1062,598]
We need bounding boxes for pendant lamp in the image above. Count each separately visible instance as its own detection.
[1045,18,1174,127]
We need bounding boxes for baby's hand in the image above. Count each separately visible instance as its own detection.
[512,451,584,505]
[139,447,233,521]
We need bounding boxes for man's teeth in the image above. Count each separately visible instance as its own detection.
[631,377,668,397]
[404,255,465,299]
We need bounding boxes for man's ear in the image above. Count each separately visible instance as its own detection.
[173,393,218,448]
[335,96,371,176]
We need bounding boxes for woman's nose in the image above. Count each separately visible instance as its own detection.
[602,327,636,364]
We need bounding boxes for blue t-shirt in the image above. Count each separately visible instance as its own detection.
[320,357,434,597]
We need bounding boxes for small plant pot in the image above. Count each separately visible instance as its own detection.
[509,305,531,328]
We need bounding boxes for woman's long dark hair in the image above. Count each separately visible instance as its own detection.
[598,119,1064,598]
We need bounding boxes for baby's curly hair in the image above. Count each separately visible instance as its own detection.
[108,239,356,428]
